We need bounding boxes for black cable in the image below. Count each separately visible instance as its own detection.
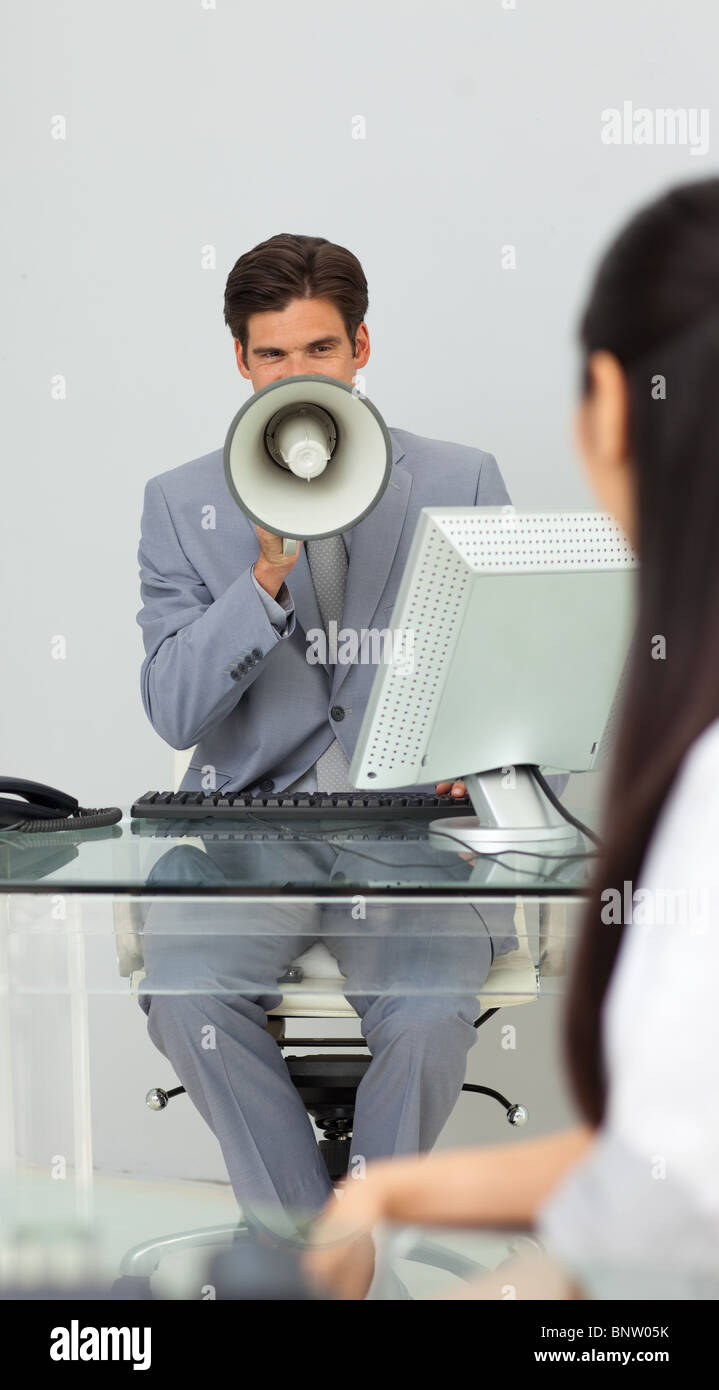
[1,807,123,833]
[425,825,595,881]
[529,768,601,847]
[245,814,597,883]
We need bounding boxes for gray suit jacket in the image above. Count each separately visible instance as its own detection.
[137,427,511,795]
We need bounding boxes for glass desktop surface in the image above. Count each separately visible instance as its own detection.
[0,805,590,1008]
[0,806,599,896]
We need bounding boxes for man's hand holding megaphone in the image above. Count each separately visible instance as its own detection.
[253,525,303,599]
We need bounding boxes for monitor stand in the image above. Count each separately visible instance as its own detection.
[462,836,587,887]
[429,768,581,854]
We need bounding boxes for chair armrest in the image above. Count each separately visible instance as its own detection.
[113,898,146,978]
[538,901,570,978]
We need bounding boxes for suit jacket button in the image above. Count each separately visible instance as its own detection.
[330,705,345,721]
[260,778,274,792]
[251,648,262,661]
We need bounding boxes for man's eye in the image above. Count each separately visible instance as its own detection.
[314,345,331,353]
[262,351,281,359]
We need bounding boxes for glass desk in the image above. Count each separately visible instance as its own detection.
[0,805,594,1294]
[0,1167,540,1301]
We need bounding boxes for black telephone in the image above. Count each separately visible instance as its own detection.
[0,778,122,832]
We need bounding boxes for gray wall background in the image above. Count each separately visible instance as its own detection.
[2,1,717,1186]
[2,0,717,801]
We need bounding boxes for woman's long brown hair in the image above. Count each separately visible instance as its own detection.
[565,177,719,1125]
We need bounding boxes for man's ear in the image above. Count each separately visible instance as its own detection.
[234,338,252,380]
[353,322,371,372]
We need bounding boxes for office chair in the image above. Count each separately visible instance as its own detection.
[111,748,558,1295]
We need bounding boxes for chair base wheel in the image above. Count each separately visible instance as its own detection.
[110,1274,153,1299]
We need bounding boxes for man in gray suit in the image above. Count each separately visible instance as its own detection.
[136,233,513,1232]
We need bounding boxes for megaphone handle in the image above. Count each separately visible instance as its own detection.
[282,538,298,557]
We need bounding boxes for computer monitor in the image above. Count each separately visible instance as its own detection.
[348,507,637,852]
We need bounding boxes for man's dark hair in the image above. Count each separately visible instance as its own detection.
[223,233,368,357]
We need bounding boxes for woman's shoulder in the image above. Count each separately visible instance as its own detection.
[603,713,719,1041]
[640,714,719,888]
[603,713,719,1049]
[674,713,719,789]
[602,715,719,1213]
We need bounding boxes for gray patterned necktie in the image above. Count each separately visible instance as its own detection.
[305,534,354,792]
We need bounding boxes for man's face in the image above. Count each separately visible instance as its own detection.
[234,296,370,390]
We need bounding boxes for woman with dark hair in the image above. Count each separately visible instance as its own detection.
[305,177,719,1299]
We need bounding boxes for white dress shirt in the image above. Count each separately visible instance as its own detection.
[537,715,719,1297]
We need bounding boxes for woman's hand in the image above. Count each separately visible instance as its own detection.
[303,1167,392,1300]
[303,1130,595,1297]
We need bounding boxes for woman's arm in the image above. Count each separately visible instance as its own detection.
[305,1126,595,1299]
[361,1125,595,1229]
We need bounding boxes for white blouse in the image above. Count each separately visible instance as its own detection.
[537,716,719,1297]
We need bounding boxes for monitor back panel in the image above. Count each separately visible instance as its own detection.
[349,508,637,788]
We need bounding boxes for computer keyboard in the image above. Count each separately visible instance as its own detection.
[131,790,474,821]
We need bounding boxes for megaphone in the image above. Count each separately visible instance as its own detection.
[223,374,393,555]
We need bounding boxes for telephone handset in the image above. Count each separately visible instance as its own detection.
[0,778,122,831]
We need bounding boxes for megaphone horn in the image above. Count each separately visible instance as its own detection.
[223,374,393,556]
